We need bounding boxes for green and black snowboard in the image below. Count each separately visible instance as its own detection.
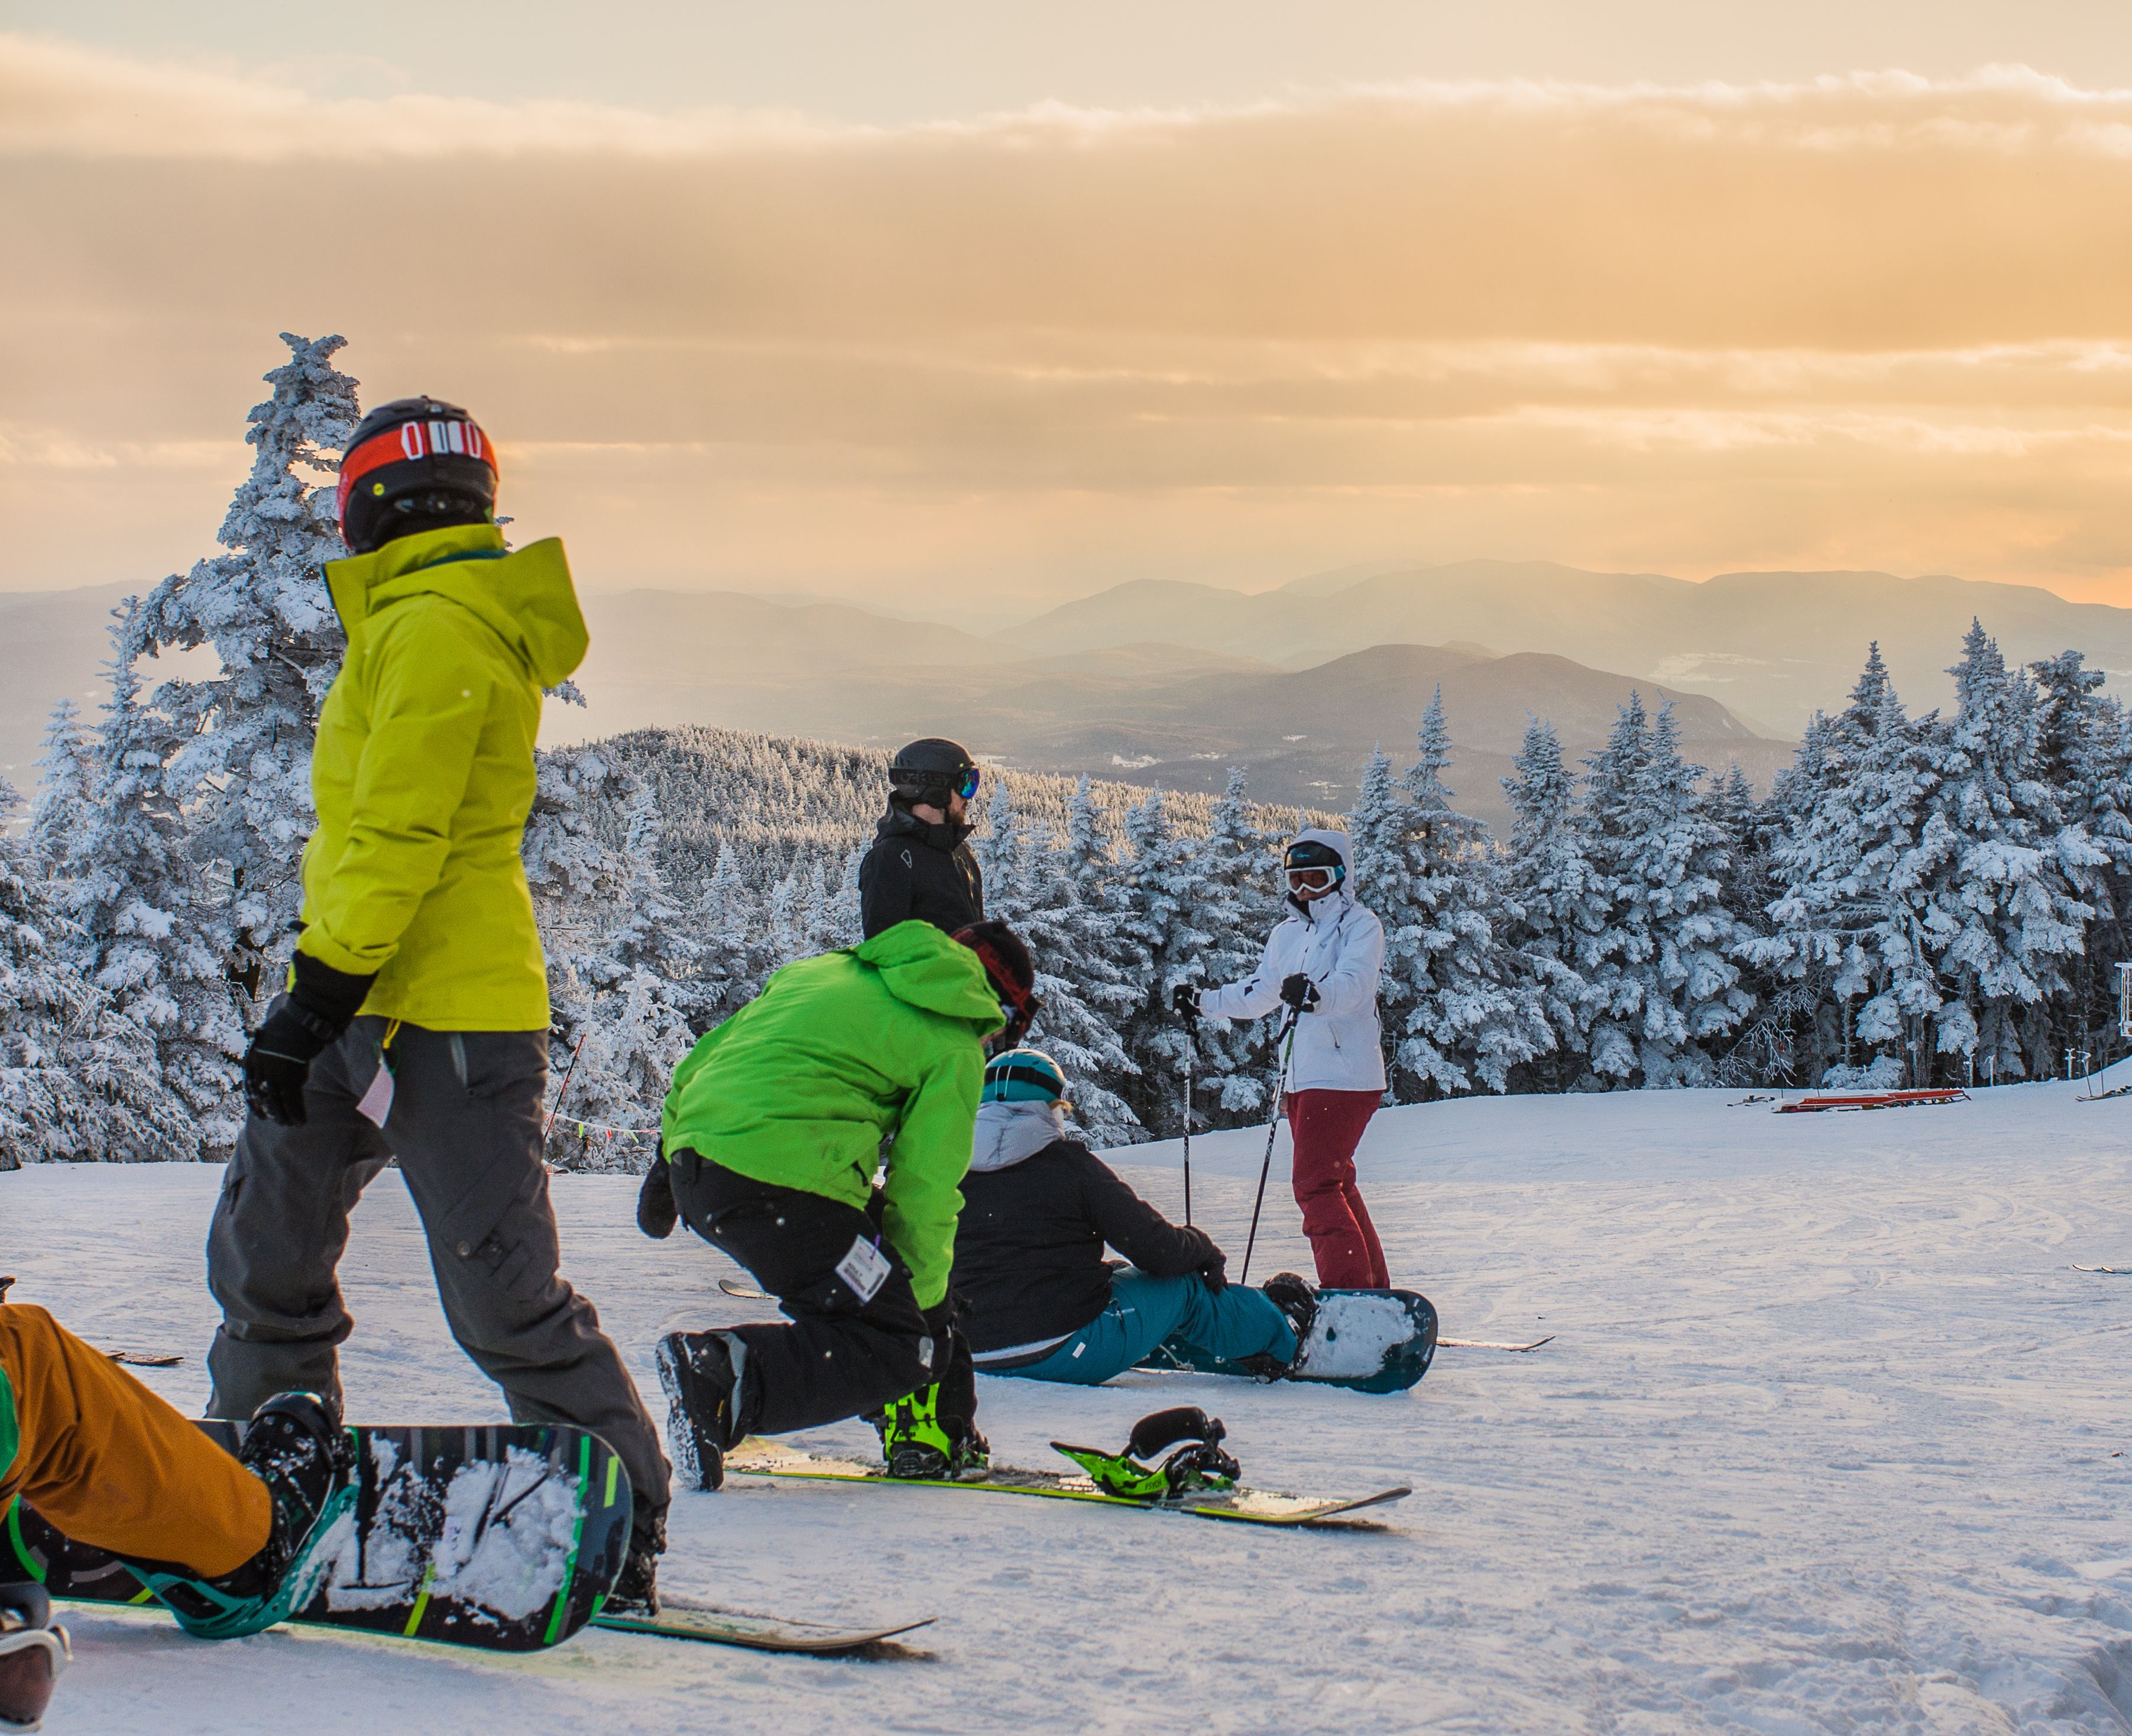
[12,1421,629,1653]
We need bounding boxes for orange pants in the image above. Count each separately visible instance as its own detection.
[0,1305,270,1579]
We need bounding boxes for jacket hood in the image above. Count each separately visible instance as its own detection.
[876,800,974,853]
[1292,826,1355,880]
[854,919,1005,1031]
[325,524,589,689]
[968,1100,1068,1173]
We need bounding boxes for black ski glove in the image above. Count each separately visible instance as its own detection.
[1197,1255,1228,1294]
[1169,982,1201,1023]
[242,953,375,1127]
[1279,973,1320,1012]
[637,1158,678,1239]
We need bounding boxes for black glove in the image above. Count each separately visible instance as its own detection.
[1197,1256,1228,1294]
[1170,982,1201,1022]
[636,1159,678,1239]
[1279,973,1320,1012]
[242,953,375,1126]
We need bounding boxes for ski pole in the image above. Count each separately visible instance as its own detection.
[1239,1007,1301,1287]
[1181,1048,1193,1227]
[542,1030,589,1146]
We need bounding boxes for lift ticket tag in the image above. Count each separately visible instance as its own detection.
[355,1053,394,1129]
[835,1235,891,1302]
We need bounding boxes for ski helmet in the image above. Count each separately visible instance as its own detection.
[888,738,980,811]
[954,920,1040,1048]
[982,1047,1068,1106]
[336,396,498,555]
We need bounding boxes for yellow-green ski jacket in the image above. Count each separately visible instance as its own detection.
[661,922,1005,1308]
[297,523,588,1031]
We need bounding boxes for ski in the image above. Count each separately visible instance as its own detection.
[725,1437,1408,1527]
[20,1421,629,1653]
[2071,1264,2130,1274]
[594,1596,935,1654]
[720,1278,770,1300]
[1437,1336,1555,1352]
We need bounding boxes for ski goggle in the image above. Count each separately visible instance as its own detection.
[1285,865,1339,893]
[952,766,981,802]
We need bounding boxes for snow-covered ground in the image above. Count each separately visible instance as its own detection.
[7,1082,2132,1735]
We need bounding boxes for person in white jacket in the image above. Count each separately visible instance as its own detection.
[1174,828,1391,1289]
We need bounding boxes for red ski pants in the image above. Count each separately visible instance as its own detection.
[1284,1090,1389,1289]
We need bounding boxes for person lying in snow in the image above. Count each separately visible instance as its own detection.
[950,1050,1317,1384]
[0,1295,352,1731]
[640,920,1038,1486]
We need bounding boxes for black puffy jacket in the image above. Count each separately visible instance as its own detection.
[858,801,985,938]
[951,1139,1222,1358]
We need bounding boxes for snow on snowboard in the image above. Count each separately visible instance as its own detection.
[15,1421,629,1652]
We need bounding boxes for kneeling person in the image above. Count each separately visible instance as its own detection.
[953,1051,1305,1384]
[646,920,1037,1487]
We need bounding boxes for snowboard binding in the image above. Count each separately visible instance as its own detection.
[1051,1407,1241,1502]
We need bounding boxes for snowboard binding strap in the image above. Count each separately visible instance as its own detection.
[1051,1407,1241,1502]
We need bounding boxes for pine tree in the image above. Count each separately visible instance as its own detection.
[0,779,197,1165]
[128,333,361,996]
[27,698,92,885]
[1499,717,1603,1085]
[57,614,247,1154]
[1356,692,1544,1097]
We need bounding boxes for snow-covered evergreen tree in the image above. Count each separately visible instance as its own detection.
[128,333,361,995]
[56,616,247,1154]
[1353,692,1545,1097]
[27,698,92,883]
[1579,694,1751,1085]
[0,779,198,1165]
[1499,717,1603,1084]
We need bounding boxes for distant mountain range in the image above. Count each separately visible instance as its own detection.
[997,561,2132,738]
[7,559,2131,834]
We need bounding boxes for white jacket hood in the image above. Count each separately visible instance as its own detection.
[1290,826,1356,886]
[968,1099,1068,1173]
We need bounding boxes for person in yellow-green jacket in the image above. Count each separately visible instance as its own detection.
[640,918,1038,1490]
[205,397,670,1614]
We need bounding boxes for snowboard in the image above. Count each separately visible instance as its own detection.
[1138,1288,1438,1394]
[595,1596,936,1654]
[14,1421,630,1653]
[725,1437,1410,1527]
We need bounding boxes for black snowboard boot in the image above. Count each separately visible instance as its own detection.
[871,1383,989,1479]
[1254,1272,1320,1377]
[0,1583,69,1735]
[216,1392,356,1598]
[606,1508,664,1617]
[656,1330,740,1492]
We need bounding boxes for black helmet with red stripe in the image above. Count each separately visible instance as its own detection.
[336,396,499,555]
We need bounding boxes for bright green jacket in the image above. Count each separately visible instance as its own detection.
[297,523,588,1030]
[661,922,1003,1309]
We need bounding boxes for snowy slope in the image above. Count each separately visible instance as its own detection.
[6,1083,2132,1734]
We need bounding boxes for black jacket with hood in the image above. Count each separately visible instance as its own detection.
[858,801,985,939]
[951,1100,1222,1362]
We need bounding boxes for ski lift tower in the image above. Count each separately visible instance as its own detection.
[2120,962,2132,1042]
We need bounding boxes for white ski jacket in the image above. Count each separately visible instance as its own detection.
[1197,827,1388,1095]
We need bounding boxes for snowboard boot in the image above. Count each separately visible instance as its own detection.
[0,1582,69,1734]
[141,1391,358,1640]
[872,1384,988,1480]
[656,1330,741,1492]
[605,1508,664,1618]
[1248,1272,1321,1378]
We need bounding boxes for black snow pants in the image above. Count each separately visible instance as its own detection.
[666,1149,977,1441]
[204,1015,670,1530]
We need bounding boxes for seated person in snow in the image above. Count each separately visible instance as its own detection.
[951,1050,1316,1384]
[0,1293,352,1731]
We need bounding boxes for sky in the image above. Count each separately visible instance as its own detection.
[6,3,2132,610]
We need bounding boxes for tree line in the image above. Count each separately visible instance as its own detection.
[6,333,2130,1168]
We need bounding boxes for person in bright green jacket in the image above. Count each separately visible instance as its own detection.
[205,397,670,1613]
[642,918,1040,1489]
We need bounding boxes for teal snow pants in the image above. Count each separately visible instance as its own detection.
[1009,1270,1296,1386]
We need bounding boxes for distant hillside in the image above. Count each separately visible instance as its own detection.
[997,560,2132,736]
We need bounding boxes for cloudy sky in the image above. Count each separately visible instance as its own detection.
[7,2,2132,610]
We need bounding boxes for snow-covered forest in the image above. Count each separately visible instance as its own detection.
[8,332,2132,1170]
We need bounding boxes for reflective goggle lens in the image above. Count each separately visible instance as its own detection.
[1287,867,1336,892]
[955,767,981,801]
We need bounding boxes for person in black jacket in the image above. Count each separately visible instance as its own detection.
[952,1050,1310,1384]
[859,737,986,940]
